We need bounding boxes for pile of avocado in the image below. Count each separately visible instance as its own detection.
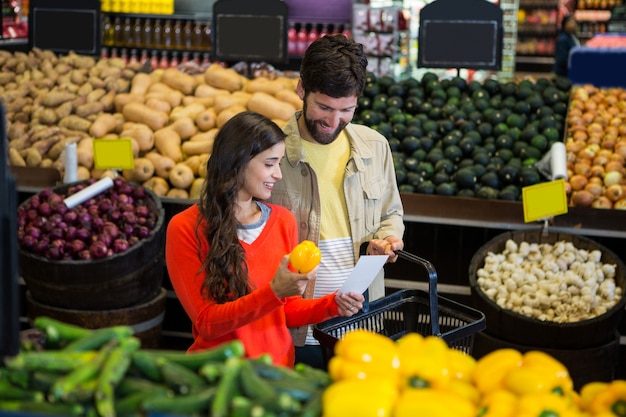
[354,72,572,200]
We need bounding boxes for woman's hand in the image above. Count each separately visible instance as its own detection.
[270,255,315,298]
[336,291,365,317]
[367,236,404,263]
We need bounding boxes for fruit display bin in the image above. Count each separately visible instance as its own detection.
[313,251,486,360]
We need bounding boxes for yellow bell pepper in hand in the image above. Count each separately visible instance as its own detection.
[289,240,321,273]
[322,378,397,417]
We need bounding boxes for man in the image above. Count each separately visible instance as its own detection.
[268,34,405,369]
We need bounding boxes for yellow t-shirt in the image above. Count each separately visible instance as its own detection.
[302,131,355,345]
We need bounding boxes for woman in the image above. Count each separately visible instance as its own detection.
[554,14,580,77]
[165,111,363,367]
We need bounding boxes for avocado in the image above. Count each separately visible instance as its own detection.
[434,158,455,175]
[476,185,499,199]
[404,96,423,114]
[435,182,457,196]
[416,180,436,194]
[519,166,542,187]
[498,163,520,185]
[398,184,415,193]
[455,167,478,190]
[498,184,521,201]
[388,137,401,152]
[457,188,476,198]
[480,171,501,189]
[401,136,421,153]
[403,156,420,172]
[416,161,435,179]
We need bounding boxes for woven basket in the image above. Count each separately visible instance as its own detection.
[468,229,626,349]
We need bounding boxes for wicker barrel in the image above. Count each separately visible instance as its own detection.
[26,288,167,349]
[468,229,626,349]
[19,181,165,310]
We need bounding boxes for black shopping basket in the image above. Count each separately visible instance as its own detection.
[313,250,486,360]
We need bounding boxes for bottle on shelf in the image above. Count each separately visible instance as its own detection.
[296,23,308,55]
[170,51,180,67]
[288,23,297,55]
[163,19,173,49]
[201,23,211,50]
[112,17,123,47]
[173,20,183,49]
[183,20,193,50]
[142,18,152,48]
[102,15,113,47]
[159,50,169,69]
[152,18,163,49]
[307,23,319,49]
[192,21,203,50]
[132,18,143,48]
[122,17,133,48]
[150,50,159,70]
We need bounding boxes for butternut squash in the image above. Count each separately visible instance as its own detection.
[169,162,195,189]
[204,63,244,92]
[122,102,169,131]
[247,91,296,121]
[145,151,176,179]
[195,108,217,131]
[216,104,247,128]
[122,157,155,183]
[161,67,197,95]
[154,128,183,162]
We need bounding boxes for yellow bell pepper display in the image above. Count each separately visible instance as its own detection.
[320,328,624,417]
[580,380,626,417]
[288,240,322,273]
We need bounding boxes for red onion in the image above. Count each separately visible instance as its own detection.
[19,178,158,261]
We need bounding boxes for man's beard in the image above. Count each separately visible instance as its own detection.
[302,102,348,145]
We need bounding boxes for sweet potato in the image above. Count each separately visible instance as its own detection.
[76,137,94,169]
[130,72,154,95]
[122,102,168,131]
[154,128,183,162]
[247,92,296,122]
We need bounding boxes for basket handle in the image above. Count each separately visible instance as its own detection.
[397,250,441,337]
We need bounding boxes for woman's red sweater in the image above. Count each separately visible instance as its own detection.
[165,203,339,367]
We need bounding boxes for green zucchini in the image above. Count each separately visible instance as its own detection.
[0,381,45,402]
[49,339,117,401]
[143,340,245,371]
[32,316,93,347]
[238,358,278,405]
[230,395,253,417]
[62,326,133,352]
[299,389,324,417]
[211,356,242,417]
[0,400,84,416]
[250,358,307,381]
[157,356,207,395]
[141,385,217,414]
[116,376,173,397]
[60,378,98,404]
[198,361,225,384]
[266,377,318,401]
[294,362,332,387]
[5,350,98,372]
[130,350,162,382]
[95,336,141,417]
